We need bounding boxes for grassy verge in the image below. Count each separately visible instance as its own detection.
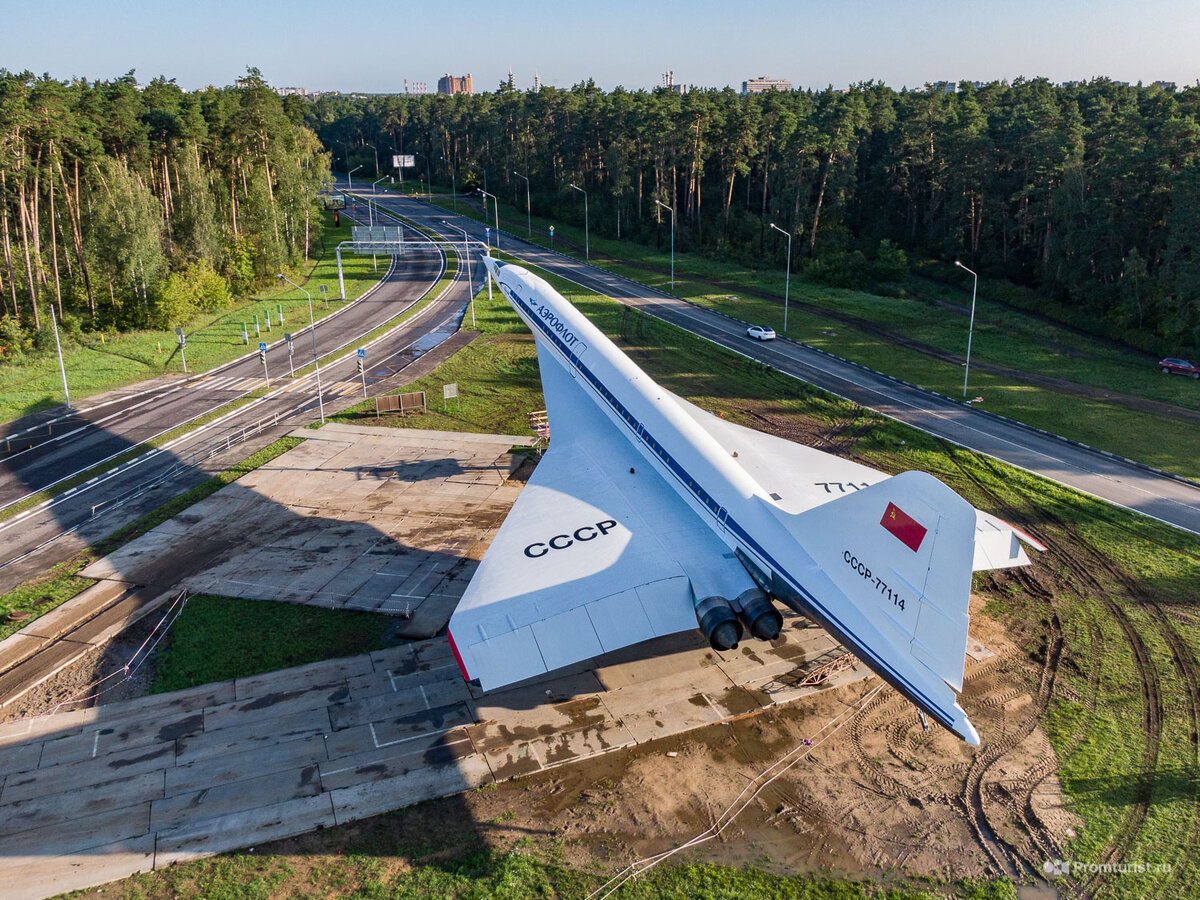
[0,212,381,425]
[104,842,1017,900]
[330,257,1200,894]
[0,436,302,642]
[150,593,396,693]
[426,195,1200,479]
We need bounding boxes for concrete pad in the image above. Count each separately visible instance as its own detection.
[1,835,156,900]
[154,794,337,866]
[4,741,176,803]
[150,765,323,831]
[233,654,375,701]
[328,753,493,825]
[319,727,476,791]
[165,734,328,795]
[0,739,42,785]
[176,707,331,765]
[0,769,163,838]
[0,802,151,858]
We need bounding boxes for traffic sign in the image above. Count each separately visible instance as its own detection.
[258,342,267,351]
[356,348,366,359]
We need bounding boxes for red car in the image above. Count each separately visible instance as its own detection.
[1159,357,1200,378]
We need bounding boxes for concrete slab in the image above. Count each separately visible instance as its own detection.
[1,834,156,900]
[153,794,337,867]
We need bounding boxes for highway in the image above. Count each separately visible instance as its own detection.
[0,244,444,509]
[379,190,1200,537]
[0,221,482,589]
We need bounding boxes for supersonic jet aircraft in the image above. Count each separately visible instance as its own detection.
[447,258,1044,745]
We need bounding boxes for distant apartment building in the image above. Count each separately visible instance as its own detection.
[437,74,473,95]
[742,76,791,94]
[275,86,319,97]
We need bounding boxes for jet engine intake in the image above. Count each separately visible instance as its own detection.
[694,595,743,651]
[735,589,783,641]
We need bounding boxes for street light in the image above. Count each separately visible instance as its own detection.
[477,189,501,250]
[569,183,589,260]
[955,260,979,399]
[277,273,325,424]
[443,220,476,327]
[364,142,379,176]
[769,223,793,334]
[413,151,432,197]
[512,170,531,237]
[655,199,675,291]
[442,156,457,211]
[347,164,363,190]
[334,139,348,171]
[369,176,389,226]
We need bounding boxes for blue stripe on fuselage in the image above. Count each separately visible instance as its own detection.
[500,279,957,733]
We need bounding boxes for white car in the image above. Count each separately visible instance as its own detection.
[746,325,776,341]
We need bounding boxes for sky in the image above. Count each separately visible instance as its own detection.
[4,0,1198,94]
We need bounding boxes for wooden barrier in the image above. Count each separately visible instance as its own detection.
[376,391,427,417]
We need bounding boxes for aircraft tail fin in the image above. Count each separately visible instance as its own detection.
[771,471,978,740]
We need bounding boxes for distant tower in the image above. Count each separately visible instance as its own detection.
[507,69,516,90]
[534,72,542,92]
[662,69,686,94]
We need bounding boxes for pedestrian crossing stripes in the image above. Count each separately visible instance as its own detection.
[191,373,366,397]
[192,374,264,392]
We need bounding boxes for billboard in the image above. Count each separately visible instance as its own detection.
[393,154,416,169]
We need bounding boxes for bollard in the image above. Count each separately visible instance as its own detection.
[277,303,284,325]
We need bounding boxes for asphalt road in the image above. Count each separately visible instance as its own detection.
[381,190,1200,537]
[0,236,442,509]
[0,221,480,588]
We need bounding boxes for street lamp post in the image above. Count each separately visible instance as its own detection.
[347,164,363,191]
[477,188,500,250]
[277,274,325,424]
[334,139,348,172]
[655,199,675,291]
[369,175,388,226]
[50,306,70,409]
[955,260,979,399]
[413,152,432,197]
[443,220,476,327]
[569,183,588,260]
[512,170,531,237]
[769,223,793,334]
[443,156,457,211]
[364,143,379,177]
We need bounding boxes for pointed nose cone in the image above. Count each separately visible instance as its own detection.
[481,254,501,283]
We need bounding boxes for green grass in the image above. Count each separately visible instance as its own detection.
[425,194,1200,479]
[0,436,302,642]
[150,593,397,693]
[0,212,381,425]
[81,842,1017,900]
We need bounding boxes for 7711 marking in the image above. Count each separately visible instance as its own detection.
[816,481,872,494]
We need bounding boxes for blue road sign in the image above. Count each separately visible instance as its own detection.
[258,342,267,351]
[356,348,366,359]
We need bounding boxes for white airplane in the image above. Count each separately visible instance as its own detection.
[447,258,1044,745]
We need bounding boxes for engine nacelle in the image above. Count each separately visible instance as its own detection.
[694,595,743,651]
[736,589,783,641]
